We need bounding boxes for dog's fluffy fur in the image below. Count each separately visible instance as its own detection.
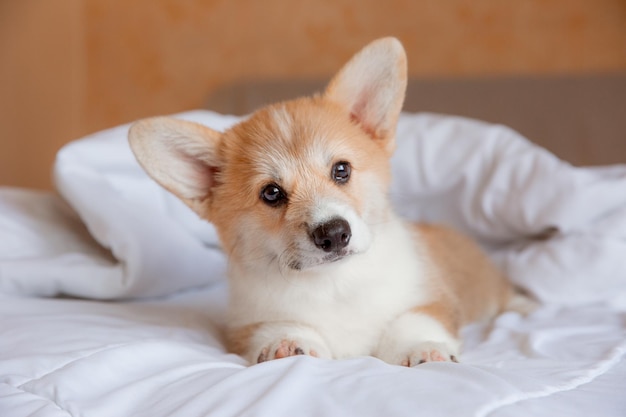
[129,38,516,366]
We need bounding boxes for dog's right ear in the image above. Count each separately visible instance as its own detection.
[324,37,407,153]
[128,117,221,215]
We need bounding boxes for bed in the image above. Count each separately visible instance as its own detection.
[2,75,626,416]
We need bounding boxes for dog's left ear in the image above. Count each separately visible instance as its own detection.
[324,37,407,152]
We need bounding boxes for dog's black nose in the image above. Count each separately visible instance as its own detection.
[311,218,351,253]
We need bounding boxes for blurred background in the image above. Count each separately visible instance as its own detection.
[1,0,625,190]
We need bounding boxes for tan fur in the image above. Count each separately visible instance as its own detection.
[415,224,512,329]
[227,323,262,356]
[411,300,462,338]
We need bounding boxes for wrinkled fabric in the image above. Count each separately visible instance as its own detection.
[0,286,624,417]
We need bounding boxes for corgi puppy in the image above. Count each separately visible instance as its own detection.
[129,37,516,366]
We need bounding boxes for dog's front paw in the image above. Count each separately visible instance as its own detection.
[246,324,332,365]
[257,339,319,363]
[401,341,459,367]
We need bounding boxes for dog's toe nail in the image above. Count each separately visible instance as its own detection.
[257,348,269,363]
[450,355,458,363]
[294,347,305,355]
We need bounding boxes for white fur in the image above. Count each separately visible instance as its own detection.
[228,213,446,363]
[375,313,461,366]
[270,106,294,141]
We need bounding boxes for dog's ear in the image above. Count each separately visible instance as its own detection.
[128,117,221,216]
[324,37,407,151]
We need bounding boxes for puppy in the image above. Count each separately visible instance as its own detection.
[129,37,516,366]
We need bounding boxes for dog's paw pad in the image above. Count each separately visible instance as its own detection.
[274,340,305,359]
[257,339,322,363]
[403,342,459,367]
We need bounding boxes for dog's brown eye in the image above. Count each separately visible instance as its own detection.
[260,183,286,206]
[332,161,351,184]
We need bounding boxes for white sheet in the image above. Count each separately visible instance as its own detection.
[1,110,626,416]
[1,283,625,416]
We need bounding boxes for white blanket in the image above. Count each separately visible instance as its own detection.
[1,110,626,416]
[1,110,625,304]
[1,281,625,416]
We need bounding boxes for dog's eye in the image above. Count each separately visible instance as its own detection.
[260,183,287,206]
[332,161,351,184]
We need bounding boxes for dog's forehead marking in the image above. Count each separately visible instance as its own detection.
[270,106,294,143]
[249,106,342,182]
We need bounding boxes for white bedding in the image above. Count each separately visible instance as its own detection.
[1,111,626,416]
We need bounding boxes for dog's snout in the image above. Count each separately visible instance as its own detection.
[311,218,351,253]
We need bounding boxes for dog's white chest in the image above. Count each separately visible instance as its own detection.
[312,256,425,357]
[229,220,430,358]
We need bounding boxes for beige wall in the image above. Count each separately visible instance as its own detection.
[2,0,626,189]
[0,0,85,190]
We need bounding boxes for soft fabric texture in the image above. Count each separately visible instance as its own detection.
[1,110,625,303]
[1,283,625,417]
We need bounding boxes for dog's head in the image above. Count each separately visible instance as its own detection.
[129,37,407,272]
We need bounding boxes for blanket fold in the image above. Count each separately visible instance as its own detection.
[389,114,626,305]
[1,110,624,303]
